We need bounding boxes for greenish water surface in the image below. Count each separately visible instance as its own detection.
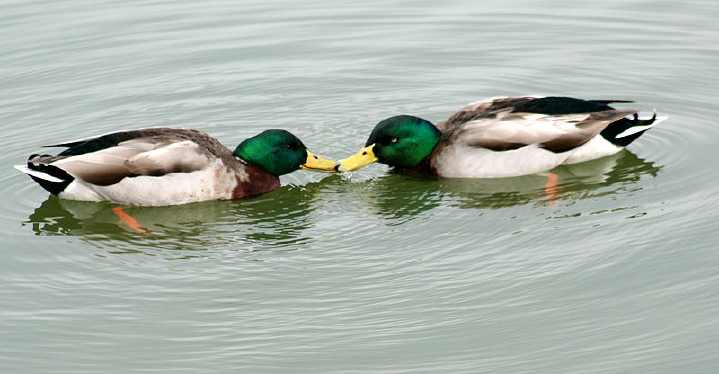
[1,1,718,373]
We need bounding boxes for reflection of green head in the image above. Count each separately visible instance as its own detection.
[366,115,441,168]
[234,130,308,176]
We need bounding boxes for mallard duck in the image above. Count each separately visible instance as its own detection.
[15,128,336,206]
[338,96,667,178]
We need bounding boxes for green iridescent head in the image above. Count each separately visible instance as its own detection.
[234,130,336,176]
[338,115,441,171]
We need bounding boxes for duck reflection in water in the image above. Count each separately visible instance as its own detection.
[26,175,346,251]
[26,151,661,245]
[352,149,661,219]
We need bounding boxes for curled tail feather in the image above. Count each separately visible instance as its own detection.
[601,112,667,147]
[14,155,74,195]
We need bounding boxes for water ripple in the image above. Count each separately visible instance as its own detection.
[2,0,719,373]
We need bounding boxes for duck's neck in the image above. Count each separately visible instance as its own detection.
[232,162,280,199]
[415,122,442,174]
[392,128,443,176]
[395,144,442,176]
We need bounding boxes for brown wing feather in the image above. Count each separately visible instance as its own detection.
[46,131,223,185]
[437,97,535,132]
[539,110,638,152]
[445,109,637,153]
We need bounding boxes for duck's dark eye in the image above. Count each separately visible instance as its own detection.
[378,136,395,145]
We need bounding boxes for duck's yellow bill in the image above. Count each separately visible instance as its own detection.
[337,144,378,172]
[301,150,337,172]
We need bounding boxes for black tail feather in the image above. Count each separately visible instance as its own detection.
[588,99,635,105]
[600,112,658,147]
[26,160,74,195]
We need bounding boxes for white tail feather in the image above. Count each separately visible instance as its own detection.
[13,164,65,183]
[616,115,668,139]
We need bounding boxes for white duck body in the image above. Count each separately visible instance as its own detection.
[430,96,664,177]
[562,135,623,165]
[56,158,238,206]
[432,144,571,178]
